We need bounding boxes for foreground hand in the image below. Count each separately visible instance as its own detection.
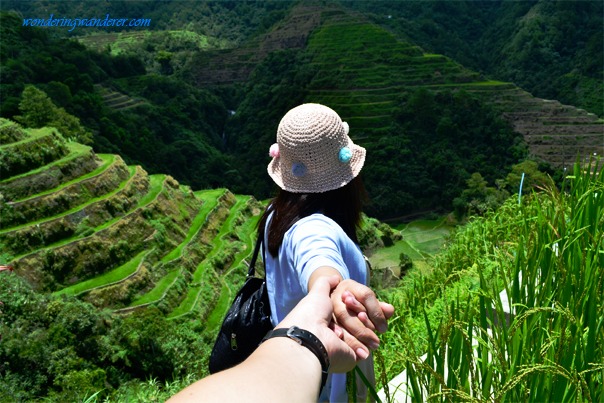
[276,276,357,373]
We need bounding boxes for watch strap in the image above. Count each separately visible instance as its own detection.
[262,326,330,392]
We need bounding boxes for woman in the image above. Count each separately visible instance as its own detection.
[260,103,390,402]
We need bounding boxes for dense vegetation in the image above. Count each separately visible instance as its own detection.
[3,0,290,45]
[0,120,252,401]
[0,277,210,401]
[0,12,237,190]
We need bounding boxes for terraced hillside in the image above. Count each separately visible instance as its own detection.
[194,4,602,170]
[470,85,603,167]
[94,84,147,111]
[191,3,324,85]
[302,16,603,168]
[0,118,263,323]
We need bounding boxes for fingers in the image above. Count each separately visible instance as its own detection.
[342,291,375,331]
[342,291,364,313]
[380,301,395,320]
[339,327,371,362]
[279,276,357,372]
[337,280,390,334]
[345,294,394,325]
[330,322,344,339]
[309,275,340,299]
[326,331,358,373]
[332,295,381,351]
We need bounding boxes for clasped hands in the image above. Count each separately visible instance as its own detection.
[276,276,395,373]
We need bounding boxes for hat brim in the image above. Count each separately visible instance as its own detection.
[268,143,366,193]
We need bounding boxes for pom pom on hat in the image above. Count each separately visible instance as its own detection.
[338,147,352,163]
[269,143,280,158]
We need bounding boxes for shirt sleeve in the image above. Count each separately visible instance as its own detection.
[285,215,351,294]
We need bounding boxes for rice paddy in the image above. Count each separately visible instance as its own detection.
[378,159,603,402]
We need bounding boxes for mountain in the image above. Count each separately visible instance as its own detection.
[347,0,603,116]
[1,1,602,219]
[198,3,602,216]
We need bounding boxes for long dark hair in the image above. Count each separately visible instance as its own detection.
[258,176,368,257]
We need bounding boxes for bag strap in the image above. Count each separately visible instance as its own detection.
[247,222,266,278]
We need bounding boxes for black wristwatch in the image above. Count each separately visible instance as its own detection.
[262,326,330,392]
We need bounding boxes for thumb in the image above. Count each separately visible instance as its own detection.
[309,275,340,297]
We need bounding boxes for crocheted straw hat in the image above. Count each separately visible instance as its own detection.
[267,103,366,193]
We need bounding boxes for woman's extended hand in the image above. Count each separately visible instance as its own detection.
[330,279,395,359]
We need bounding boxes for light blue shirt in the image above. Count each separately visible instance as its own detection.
[263,213,367,402]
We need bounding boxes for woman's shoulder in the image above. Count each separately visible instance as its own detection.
[298,213,340,227]
[288,213,345,238]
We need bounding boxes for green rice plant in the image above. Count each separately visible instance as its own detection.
[385,159,603,402]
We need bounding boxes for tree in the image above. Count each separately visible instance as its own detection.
[457,172,510,218]
[15,85,55,127]
[399,253,413,276]
[15,85,92,144]
[505,160,553,194]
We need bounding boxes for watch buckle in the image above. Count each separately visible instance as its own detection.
[287,326,303,345]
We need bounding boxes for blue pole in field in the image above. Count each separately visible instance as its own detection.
[518,172,525,205]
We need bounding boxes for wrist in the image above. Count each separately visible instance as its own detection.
[262,326,330,393]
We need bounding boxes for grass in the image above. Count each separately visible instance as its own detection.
[397,219,452,257]
[9,173,164,261]
[201,283,230,330]
[369,217,452,271]
[167,284,202,319]
[0,126,50,149]
[0,166,139,234]
[202,201,262,330]
[168,194,249,319]
[129,269,181,307]
[78,30,217,56]
[160,188,225,263]
[0,141,92,184]
[53,249,149,297]
[379,159,603,402]
[12,154,115,203]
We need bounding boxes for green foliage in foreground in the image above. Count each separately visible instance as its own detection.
[379,159,603,402]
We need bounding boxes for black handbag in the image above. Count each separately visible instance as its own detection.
[208,236,273,373]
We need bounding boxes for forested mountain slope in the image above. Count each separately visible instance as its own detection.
[348,0,603,116]
[203,4,602,216]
